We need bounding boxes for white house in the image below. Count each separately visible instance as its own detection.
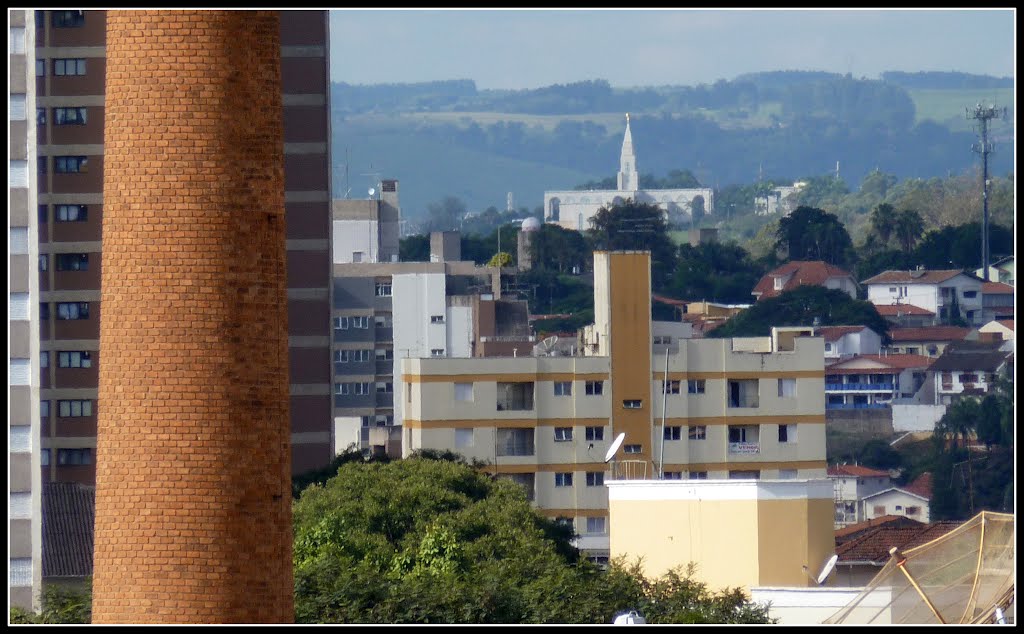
[817,326,882,361]
[752,261,858,302]
[929,339,1011,405]
[975,255,1014,286]
[863,269,984,327]
[825,354,932,410]
[828,464,892,527]
[861,487,930,524]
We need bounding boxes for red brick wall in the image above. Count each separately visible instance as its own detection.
[93,11,293,623]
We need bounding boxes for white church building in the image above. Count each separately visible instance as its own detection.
[543,114,714,231]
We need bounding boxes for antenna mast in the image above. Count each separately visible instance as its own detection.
[966,103,1006,281]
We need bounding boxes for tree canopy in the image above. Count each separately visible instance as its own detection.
[774,206,855,267]
[292,454,774,624]
[705,286,891,343]
[585,200,677,289]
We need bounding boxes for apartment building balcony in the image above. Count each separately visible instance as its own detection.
[375,359,393,375]
[375,392,394,408]
[825,382,896,392]
[827,402,890,410]
[374,327,393,342]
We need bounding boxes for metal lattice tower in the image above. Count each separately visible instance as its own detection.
[966,103,1006,281]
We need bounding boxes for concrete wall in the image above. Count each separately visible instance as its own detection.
[892,403,945,432]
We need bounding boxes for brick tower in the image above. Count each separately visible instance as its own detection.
[93,11,293,622]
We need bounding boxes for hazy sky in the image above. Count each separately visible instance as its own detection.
[329,8,1015,89]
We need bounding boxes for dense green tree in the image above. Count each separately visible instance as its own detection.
[856,438,902,471]
[912,222,1014,270]
[892,208,925,252]
[585,200,677,290]
[399,234,431,262]
[774,206,855,267]
[293,457,774,624]
[868,203,898,247]
[9,580,92,624]
[527,223,591,273]
[670,242,766,304]
[705,286,890,343]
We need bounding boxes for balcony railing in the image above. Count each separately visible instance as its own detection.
[825,383,895,391]
[728,442,760,455]
[826,402,890,410]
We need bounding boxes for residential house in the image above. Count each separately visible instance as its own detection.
[861,472,933,524]
[874,303,936,328]
[977,319,1014,343]
[980,281,1014,324]
[863,269,984,327]
[818,326,882,362]
[825,354,933,409]
[833,518,961,586]
[886,325,970,358]
[674,299,748,338]
[929,340,1012,405]
[975,255,1014,286]
[752,261,859,302]
[828,464,892,527]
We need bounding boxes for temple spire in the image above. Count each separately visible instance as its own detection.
[617,113,638,192]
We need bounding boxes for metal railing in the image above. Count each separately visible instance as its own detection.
[826,382,896,391]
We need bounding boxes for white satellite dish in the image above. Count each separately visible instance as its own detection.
[816,554,839,585]
[604,432,626,463]
[368,187,376,198]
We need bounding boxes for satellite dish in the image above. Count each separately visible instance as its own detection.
[817,554,839,585]
[368,187,376,197]
[604,432,626,463]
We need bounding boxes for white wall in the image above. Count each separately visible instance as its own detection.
[892,403,945,432]
[447,305,473,358]
[332,219,379,263]
[392,272,448,428]
[750,587,882,624]
[863,489,930,523]
[334,416,363,455]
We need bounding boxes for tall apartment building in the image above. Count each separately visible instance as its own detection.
[10,8,44,612]
[402,251,827,558]
[33,9,333,483]
[330,210,533,456]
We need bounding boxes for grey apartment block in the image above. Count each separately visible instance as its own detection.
[9,8,44,612]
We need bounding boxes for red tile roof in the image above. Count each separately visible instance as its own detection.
[862,269,968,285]
[998,319,1014,330]
[752,260,855,301]
[982,281,1015,294]
[825,354,933,374]
[836,521,963,564]
[903,472,933,500]
[874,303,934,317]
[827,464,890,478]
[835,515,925,543]
[817,325,866,341]
[890,326,970,342]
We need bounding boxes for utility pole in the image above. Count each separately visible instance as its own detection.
[967,103,1006,282]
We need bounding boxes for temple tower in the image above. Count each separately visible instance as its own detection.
[93,11,293,623]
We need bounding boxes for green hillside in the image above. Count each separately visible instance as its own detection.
[332,126,599,220]
[908,88,1014,132]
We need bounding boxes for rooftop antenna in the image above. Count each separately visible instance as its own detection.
[802,553,838,586]
[604,432,626,466]
[361,163,382,199]
[966,102,1006,282]
[342,147,351,199]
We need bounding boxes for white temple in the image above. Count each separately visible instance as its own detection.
[543,114,714,231]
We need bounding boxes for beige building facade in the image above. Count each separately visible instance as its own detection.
[402,251,827,556]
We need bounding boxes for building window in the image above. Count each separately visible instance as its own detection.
[688,425,707,440]
[37,107,46,126]
[430,348,445,357]
[497,382,534,411]
[353,316,368,329]
[375,348,394,360]
[663,426,681,440]
[779,469,798,479]
[728,426,754,443]
[662,380,680,395]
[39,204,48,224]
[586,471,604,486]
[825,342,832,352]
[689,471,708,480]
[35,59,45,77]
[778,424,797,443]
[334,316,349,330]
[39,255,48,272]
[58,448,92,466]
[40,400,50,418]
[454,382,473,402]
[554,427,573,442]
[624,444,642,454]
[40,302,50,320]
[374,282,392,297]
[57,351,91,368]
[729,470,760,480]
[585,426,604,441]
[873,505,886,516]
[375,382,393,394]
[663,471,683,480]
[430,315,444,323]
[58,399,93,417]
[52,10,85,28]
[962,290,978,299]
[55,156,88,173]
[496,428,534,457]
[906,506,920,516]
[40,352,48,369]
[728,379,759,408]
[653,335,672,345]
[41,448,50,467]
[687,379,706,394]
[56,204,88,221]
[454,428,473,449]
[38,157,47,175]
[622,399,642,409]
[777,378,797,398]
[586,517,606,534]
[553,381,572,396]
[554,472,573,487]
[585,380,603,395]
[56,302,89,320]
[56,253,89,271]
[53,106,87,125]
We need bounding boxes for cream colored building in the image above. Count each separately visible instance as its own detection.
[402,251,827,557]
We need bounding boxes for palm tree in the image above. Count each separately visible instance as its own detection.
[869,203,897,248]
[893,208,925,253]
